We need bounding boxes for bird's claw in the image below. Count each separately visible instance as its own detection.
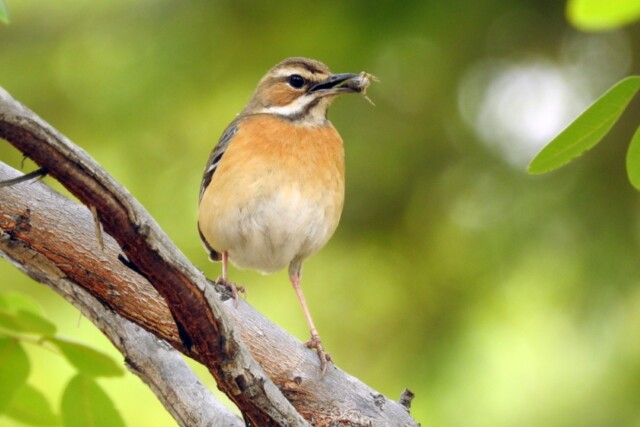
[211,277,245,304]
[305,335,332,374]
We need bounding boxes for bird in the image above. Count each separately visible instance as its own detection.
[197,57,373,372]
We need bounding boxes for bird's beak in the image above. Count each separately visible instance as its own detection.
[309,73,362,94]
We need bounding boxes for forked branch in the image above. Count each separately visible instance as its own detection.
[0,87,418,427]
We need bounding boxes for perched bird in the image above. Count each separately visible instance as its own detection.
[198,57,372,371]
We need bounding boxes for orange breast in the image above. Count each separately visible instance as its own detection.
[198,114,345,272]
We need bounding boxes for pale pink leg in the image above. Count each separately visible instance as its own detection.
[289,263,331,373]
[221,251,229,282]
[216,251,244,302]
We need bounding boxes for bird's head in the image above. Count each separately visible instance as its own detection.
[243,57,371,125]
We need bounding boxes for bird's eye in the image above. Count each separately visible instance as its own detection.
[287,74,306,89]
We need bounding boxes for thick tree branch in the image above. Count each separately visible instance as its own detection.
[0,87,419,426]
[0,221,242,427]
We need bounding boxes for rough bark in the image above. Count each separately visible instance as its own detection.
[0,86,419,426]
[0,224,242,427]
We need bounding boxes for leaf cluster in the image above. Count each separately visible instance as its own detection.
[0,293,125,427]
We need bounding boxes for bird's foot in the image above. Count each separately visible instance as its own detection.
[209,276,245,304]
[305,334,332,375]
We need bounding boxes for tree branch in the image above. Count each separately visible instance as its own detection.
[0,86,419,426]
[0,219,242,427]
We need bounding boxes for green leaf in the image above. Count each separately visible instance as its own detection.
[61,374,125,427]
[0,309,57,336]
[0,0,9,24]
[0,337,30,413]
[528,76,640,174]
[50,338,123,378]
[0,293,56,336]
[0,293,45,315]
[626,126,640,190]
[5,384,59,426]
[567,0,640,31]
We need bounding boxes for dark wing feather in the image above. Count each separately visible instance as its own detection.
[198,120,239,202]
[197,119,240,262]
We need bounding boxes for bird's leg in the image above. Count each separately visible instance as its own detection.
[221,250,229,281]
[289,263,331,373]
[215,251,245,301]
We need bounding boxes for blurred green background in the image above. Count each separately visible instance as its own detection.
[1,0,640,426]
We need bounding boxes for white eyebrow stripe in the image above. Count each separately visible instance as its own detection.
[271,68,314,79]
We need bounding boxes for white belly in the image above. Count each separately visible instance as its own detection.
[218,185,340,273]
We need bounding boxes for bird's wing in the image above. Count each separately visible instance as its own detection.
[198,119,239,202]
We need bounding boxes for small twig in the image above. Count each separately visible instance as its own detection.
[399,388,415,411]
[0,167,48,188]
[90,205,105,251]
